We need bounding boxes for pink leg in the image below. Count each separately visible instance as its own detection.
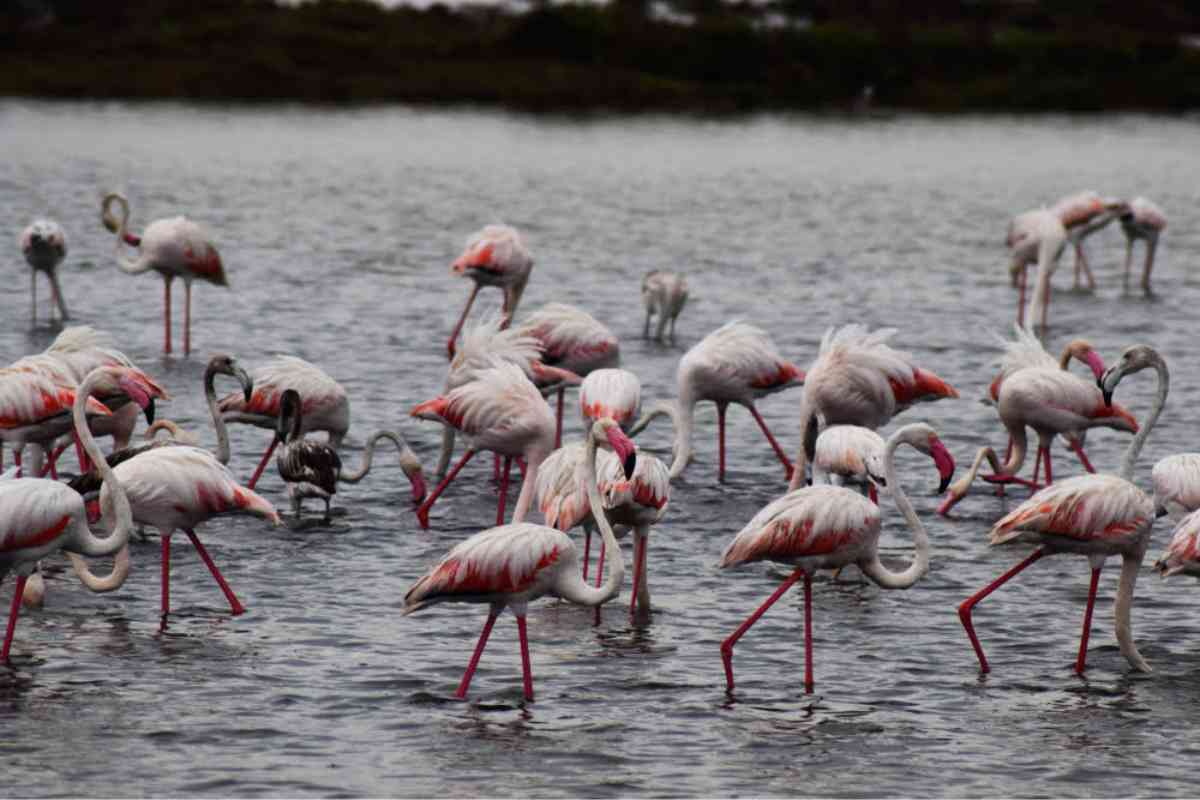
[186,529,245,615]
[447,284,480,360]
[868,483,878,505]
[516,613,534,701]
[717,402,727,482]
[1031,447,1042,486]
[721,567,806,692]
[581,526,591,581]
[416,448,476,529]
[555,388,564,450]
[630,533,647,615]
[456,610,499,698]
[1075,566,1102,674]
[184,280,192,357]
[958,548,1045,674]
[161,535,172,618]
[802,570,814,693]
[2,575,29,661]
[748,404,793,481]
[163,277,173,355]
[593,541,605,625]
[245,437,279,490]
[1043,446,1053,485]
[496,456,512,525]
[1070,441,1095,473]
[1016,267,1027,327]
[74,433,92,475]
[493,453,501,482]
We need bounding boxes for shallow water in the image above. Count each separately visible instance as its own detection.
[2,101,1200,797]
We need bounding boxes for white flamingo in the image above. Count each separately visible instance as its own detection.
[641,270,689,342]
[445,224,533,360]
[1006,208,1066,330]
[1118,197,1167,294]
[19,219,69,325]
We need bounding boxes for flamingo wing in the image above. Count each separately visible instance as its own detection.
[990,474,1153,548]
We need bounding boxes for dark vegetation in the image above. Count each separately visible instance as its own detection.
[3,0,1200,111]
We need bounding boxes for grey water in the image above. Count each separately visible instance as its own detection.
[2,101,1199,797]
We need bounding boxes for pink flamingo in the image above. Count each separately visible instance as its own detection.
[812,425,886,503]
[595,446,670,616]
[0,367,158,661]
[957,344,1166,675]
[101,192,226,356]
[1118,197,1167,294]
[403,416,636,702]
[719,423,954,693]
[792,324,957,492]
[0,368,113,477]
[217,355,350,490]
[1049,191,1124,291]
[1154,508,1200,579]
[641,270,689,342]
[937,365,1137,515]
[436,312,579,479]
[273,389,426,522]
[446,224,533,360]
[1149,454,1200,518]
[511,303,621,448]
[411,360,555,530]
[1006,208,1066,330]
[19,219,69,325]
[631,321,802,483]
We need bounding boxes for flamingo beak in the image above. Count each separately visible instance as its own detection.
[409,471,428,505]
[1084,351,1106,383]
[1099,365,1121,407]
[234,366,254,404]
[931,439,955,495]
[144,398,156,426]
[604,425,637,479]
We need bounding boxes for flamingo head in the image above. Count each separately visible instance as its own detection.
[208,354,253,403]
[103,367,169,425]
[1064,340,1106,383]
[901,423,956,495]
[400,449,427,504]
[1100,344,1164,406]
[275,389,303,444]
[593,417,637,479]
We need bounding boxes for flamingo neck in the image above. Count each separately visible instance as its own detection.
[556,424,624,607]
[72,371,135,557]
[341,430,423,491]
[1120,359,1168,483]
[205,366,232,465]
[67,545,131,593]
[860,430,928,590]
[628,399,686,478]
[105,195,150,275]
[510,451,545,524]
[789,396,816,492]
[1115,548,1151,672]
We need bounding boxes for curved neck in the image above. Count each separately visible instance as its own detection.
[435,425,456,477]
[1028,240,1057,331]
[1120,360,1168,482]
[859,432,928,589]
[628,399,686,477]
[67,546,131,592]
[205,366,232,464]
[789,396,815,492]
[556,426,624,606]
[1114,548,1151,671]
[341,430,419,484]
[72,372,135,556]
[106,197,149,275]
[510,451,544,524]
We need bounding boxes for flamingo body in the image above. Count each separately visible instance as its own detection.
[20,219,69,323]
[641,270,688,342]
[1155,509,1200,578]
[445,224,533,359]
[1151,454,1200,518]
[579,368,641,430]
[812,425,885,492]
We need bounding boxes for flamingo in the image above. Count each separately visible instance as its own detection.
[217,355,349,490]
[1154,508,1200,579]
[957,344,1167,675]
[630,321,802,483]
[446,224,533,360]
[983,325,1110,474]
[273,389,426,522]
[937,366,1138,515]
[19,219,69,325]
[1006,208,1066,330]
[411,360,555,529]
[718,423,955,693]
[1117,197,1167,294]
[641,270,689,342]
[812,425,886,503]
[0,368,114,477]
[101,192,227,357]
[595,446,670,616]
[791,324,957,492]
[1150,454,1200,518]
[0,367,157,661]
[403,416,636,702]
[436,311,580,479]
[1049,191,1123,291]
[510,303,620,448]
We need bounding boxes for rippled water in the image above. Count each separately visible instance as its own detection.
[2,101,1200,797]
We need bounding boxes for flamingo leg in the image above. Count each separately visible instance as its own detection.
[493,453,501,482]
[516,613,534,702]
[1070,440,1095,473]
[14,449,22,479]
[73,432,92,475]
[456,609,499,699]
[1076,566,1102,675]
[868,483,878,505]
[163,276,173,355]
[446,283,481,360]
[186,529,245,615]
[496,456,512,526]
[593,540,606,625]
[1123,238,1134,291]
[1078,243,1096,292]
[721,567,806,693]
[30,269,36,326]
[245,437,280,491]
[958,547,1045,674]
[1142,237,1157,294]
[630,531,646,616]
[717,402,727,482]
[802,570,814,693]
[184,280,192,357]
[161,535,172,619]
[581,524,591,581]
[747,404,793,480]
[1016,266,1027,327]
[416,448,476,529]
[555,388,565,449]
[1031,448,1041,486]
[1043,446,1053,485]
[2,575,29,662]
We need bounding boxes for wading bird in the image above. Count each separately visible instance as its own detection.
[403,416,636,702]
[19,219,69,325]
[641,270,688,343]
[446,224,533,360]
[1118,197,1167,294]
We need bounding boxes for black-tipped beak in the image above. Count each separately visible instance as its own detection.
[143,398,156,425]
[236,368,253,404]
[1157,507,1169,518]
[623,452,637,480]
[868,471,887,488]
[937,473,952,495]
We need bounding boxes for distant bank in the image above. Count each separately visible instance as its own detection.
[3,1,1199,112]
